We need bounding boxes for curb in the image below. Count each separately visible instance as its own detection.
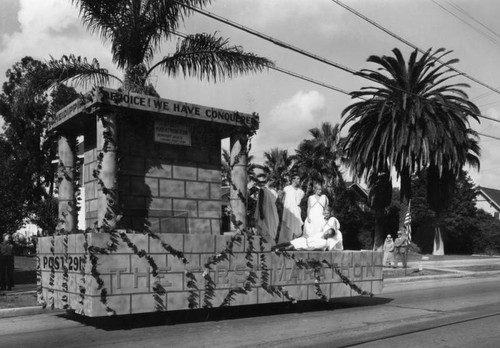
[0,306,62,319]
[384,270,500,284]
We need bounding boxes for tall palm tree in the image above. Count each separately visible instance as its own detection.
[31,0,273,93]
[341,48,480,239]
[296,122,345,195]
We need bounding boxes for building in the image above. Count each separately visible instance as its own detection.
[476,186,500,219]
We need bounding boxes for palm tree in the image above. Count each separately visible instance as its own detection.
[341,48,480,244]
[296,122,345,195]
[26,0,273,231]
[258,148,295,191]
[31,0,273,93]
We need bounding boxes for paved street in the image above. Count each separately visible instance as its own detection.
[0,274,499,347]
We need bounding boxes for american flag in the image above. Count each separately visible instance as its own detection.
[403,200,412,243]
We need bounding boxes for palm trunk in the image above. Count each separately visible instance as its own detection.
[373,209,385,251]
[432,227,444,255]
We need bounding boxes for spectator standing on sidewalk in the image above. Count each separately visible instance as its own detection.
[383,234,395,267]
[393,230,409,268]
[0,234,15,291]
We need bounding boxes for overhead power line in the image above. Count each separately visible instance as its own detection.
[175,1,500,126]
[432,0,500,48]
[173,1,358,75]
[479,132,500,141]
[269,66,351,96]
[172,30,351,95]
[442,0,500,45]
[331,0,500,97]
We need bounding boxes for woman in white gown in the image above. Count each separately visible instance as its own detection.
[303,183,329,238]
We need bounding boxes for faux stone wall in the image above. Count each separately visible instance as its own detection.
[38,233,384,317]
[83,113,222,234]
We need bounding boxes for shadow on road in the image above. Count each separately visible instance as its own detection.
[58,296,393,330]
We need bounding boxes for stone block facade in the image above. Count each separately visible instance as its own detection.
[83,114,222,234]
[38,233,384,317]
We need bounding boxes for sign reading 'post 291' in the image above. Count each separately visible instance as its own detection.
[50,87,259,131]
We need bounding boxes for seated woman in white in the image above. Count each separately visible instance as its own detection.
[272,207,343,251]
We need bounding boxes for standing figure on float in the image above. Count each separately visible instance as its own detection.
[278,174,305,243]
[303,182,329,238]
[254,180,280,243]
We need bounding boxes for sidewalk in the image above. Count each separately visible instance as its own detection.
[1,254,499,318]
[384,254,500,283]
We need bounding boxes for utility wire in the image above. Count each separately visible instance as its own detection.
[479,132,500,141]
[173,1,358,76]
[331,0,500,97]
[172,30,353,96]
[432,0,500,47]
[445,0,500,42]
[174,1,500,126]
[269,66,352,96]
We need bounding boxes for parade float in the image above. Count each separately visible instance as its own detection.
[37,87,383,317]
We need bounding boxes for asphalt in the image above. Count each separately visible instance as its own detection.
[1,254,499,319]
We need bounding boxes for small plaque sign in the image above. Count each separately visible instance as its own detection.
[154,121,191,146]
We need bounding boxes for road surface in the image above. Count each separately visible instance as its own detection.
[0,276,499,347]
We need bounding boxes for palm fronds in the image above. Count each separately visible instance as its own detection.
[148,33,274,82]
[28,55,121,91]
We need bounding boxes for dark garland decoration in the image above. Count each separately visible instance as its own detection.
[48,234,56,310]
[35,254,47,309]
[307,259,328,301]
[61,229,70,310]
[256,237,297,303]
[322,260,374,297]
[144,230,195,310]
[87,244,116,315]
[200,226,244,308]
[119,231,170,312]
[77,229,89,314]
[220,231,258,307]
[185,271,199,309]
[92,112,121,234]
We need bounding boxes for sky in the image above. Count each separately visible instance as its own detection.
[1,0,500,189]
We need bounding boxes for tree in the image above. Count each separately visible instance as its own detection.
[295,122,345,196]
[367,171,393,250]
[0,57,79,235]
[258,148,295,191]
[440,171,480,254]
[411,169,481,254]
[426,131,480,254]
[31,0,273,93]
[341,47,480,242]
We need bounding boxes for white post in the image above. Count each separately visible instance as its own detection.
[58,135,77,233]
[229,132,248,231]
